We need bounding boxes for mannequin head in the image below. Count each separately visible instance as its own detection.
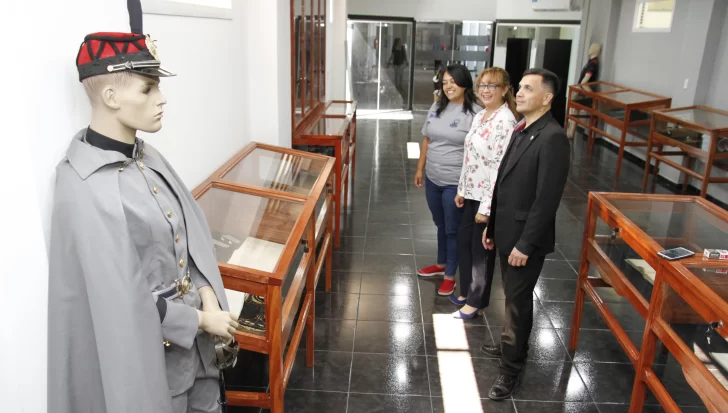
[76,32,175,143]
[588,43,602,58]
[83,72,167,135]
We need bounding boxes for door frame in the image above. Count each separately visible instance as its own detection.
[347,14,417,111]
[490,19,581,72]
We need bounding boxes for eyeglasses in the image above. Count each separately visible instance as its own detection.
[477,83,501,91]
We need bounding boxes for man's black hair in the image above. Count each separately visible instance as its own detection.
[523,68,560,97]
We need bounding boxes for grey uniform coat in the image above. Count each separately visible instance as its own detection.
[48,129,229,413]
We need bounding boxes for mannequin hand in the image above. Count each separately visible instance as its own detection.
[198,310,239,341]
[475,213,488,223]
[454,195,465,208]
[414,170,424,188]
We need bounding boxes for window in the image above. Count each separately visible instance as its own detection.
[633,0,676,32]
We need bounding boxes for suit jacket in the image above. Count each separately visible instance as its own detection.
[485,111,570,257]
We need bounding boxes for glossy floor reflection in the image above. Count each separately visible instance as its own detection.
[229,114,720,412]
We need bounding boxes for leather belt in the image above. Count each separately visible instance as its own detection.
[153,271,191,300]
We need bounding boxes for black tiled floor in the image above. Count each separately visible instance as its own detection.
[230,116,716,412]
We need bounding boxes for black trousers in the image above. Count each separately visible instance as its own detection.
[498,251,546,377]
[457,199,496,308]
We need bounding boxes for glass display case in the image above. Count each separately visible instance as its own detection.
[192,142,335,413]
[568,192,728,412]
[293,114,353,248]
[324,99,358,186]
[642,105,728,198]
[565,81,671,177]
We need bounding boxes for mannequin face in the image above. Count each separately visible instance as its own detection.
[477,75,506,108]
[110,74,167,133]
[516,74,553,116]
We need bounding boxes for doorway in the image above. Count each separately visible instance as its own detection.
[543,39,573,127]
[347,17,415,113]
[505,38,532,94]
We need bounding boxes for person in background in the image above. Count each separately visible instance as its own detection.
[387,38,408,94]
[451,67,519,319]
[415,64,483,296]
[567,43,601,138]
[482,68,570,400]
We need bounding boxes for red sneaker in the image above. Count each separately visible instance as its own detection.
[417,264,446,277]
[438,278,456,296]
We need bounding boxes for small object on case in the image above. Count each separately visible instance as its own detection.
[658,247,695,261]
[704,249,728,260]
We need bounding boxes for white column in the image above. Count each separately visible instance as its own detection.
[326,0,348,100]
[232,0,292,147]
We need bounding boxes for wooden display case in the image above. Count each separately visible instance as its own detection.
[641,105,728,198]
[324,99,358,184]
[293,115,353,248]
[568,192,728,412]
[565,81,671,177]
[192,142,335,413]
[292,0,327,134]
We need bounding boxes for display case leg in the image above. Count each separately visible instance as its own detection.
[569,196,596,352]
[267,286,284,413]
[306,292,315,368]
[334,145,342,248]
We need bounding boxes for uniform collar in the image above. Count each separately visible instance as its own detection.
[66,128,145,180]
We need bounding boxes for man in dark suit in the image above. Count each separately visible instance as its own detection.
[481,68,571,400]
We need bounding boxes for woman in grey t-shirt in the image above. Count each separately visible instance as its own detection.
[414,64,483,296]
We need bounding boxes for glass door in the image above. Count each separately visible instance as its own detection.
[347,19,414,113]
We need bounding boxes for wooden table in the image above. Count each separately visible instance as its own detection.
[569,192,728,412]
[642,105,728,198]
[565,81,671,177]
[324,100,358,185]
[192,142,335,413]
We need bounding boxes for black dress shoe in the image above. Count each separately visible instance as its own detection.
[488,374,521,400]
[480,343,502,358]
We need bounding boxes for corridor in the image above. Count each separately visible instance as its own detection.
[231,113,715,413]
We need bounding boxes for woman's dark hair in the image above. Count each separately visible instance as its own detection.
[435,63,478,117]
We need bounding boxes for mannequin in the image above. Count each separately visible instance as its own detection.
[567,43,602,138]
[48,32,237,413]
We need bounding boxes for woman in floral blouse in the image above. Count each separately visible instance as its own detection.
[451,67,519,318]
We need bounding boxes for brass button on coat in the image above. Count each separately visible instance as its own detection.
[175,235,180,243]
[167,210,173,218]
[179,259,185,267]
[139,162,145,170]
[153,187,159,194]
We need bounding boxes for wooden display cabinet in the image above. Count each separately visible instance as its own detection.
[324,99,358,184]
[192,142,335,413]
[565,81,671,177]
[642,105,728,198]
[293,115,353,248]
[569,192,728,412]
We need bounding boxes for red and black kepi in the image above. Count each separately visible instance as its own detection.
[76,32,175,81]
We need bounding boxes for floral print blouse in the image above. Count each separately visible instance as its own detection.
[457,102,517,216]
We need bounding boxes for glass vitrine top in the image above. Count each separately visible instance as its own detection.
[325,101,355,117]
[606,90,662,105]
[197,187,304,275]
[577,83,626,94]
[222,147,328,196]
[664,108,728,131]
[604,197,728,252]
[308,116,348,136]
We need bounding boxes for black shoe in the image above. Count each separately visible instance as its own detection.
[488,374,521,400]
[480,343,502,358]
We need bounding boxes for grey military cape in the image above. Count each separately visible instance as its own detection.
[48,129,229,413]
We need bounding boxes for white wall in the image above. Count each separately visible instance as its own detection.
[1,2,128,411]
[348,0,497,21]
[496,0,582,21]
[327,0,349,100]
[706,5,728,110]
